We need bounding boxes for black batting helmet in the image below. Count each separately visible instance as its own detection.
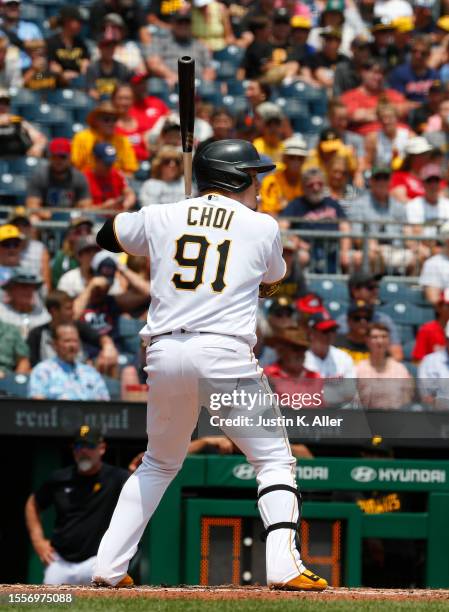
[193,139,276,193]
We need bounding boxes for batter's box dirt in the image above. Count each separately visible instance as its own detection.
[1,584,449,602]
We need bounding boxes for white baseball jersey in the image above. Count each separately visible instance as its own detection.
[114,193,286,346]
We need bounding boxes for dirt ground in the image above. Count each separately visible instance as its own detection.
[1,584,449,602]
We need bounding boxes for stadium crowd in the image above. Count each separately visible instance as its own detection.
[1,0,449,408]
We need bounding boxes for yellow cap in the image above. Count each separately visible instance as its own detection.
[392,16,414,32]
[0,224,24,243]
[437,15,449,32]
[291,15,312,29]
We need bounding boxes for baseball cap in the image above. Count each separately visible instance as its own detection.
[93,142,117,165]
[49,137,71,156]
[4,268,42,288]
[268,296,295,316]
[371,166,392,178]
[324,0,344,12]
[290,15,312,29]
[296,293,324,315]
[404,136,433,156]
[266,326,310,349]
[320,26,343,39]
[173,9,192,21]
[91,250,117,281]
[59,5,83,21]
[420,164,442,181]
[440,221,449,239]
[103,12,125,27]
[75,235,100,256]
[130,72,150,85]
[193,0,212,6]
[0,223,24,243]
[348,271,382,288]
[430,80,444,93]
[392,16,414,32]
[318,128,342,153]
[371,16,395,31]
[273,8,291,24]
[307,310,338,331]
[74,424,103,447]
[7,206,30,226]
[69,215,93,230]
[0,87,10,101]
[256,102,283,122]
[437,16,449,32]
[351,34,372,48]
[348,300,374,318]
[283,135,308,157]
[414,0,433,7]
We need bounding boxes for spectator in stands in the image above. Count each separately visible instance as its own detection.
[389,137,433,203]
[191,0,235,53]
[86,38,132,100]
[97,13,145,73]
[418,321,449,408]
[302,127,357,185]
[347,166,413,274]
[147,0,185,30]
[336,271,403,360]
[276,234,308,299]
[364,103,413,169]
[145,9,215,88]
[335,301,371,363]
[327,155,360,206]
[28,289,103,367]
[83,143,136,213]
[148,114,182,154]
[260,135,307,216]
[340,58,409,135]
[412,289,449,362]
[7,208,51,291]
[301,26,349,90]
[0,0,42,69]
[327,98,365,161]
[129,72,168,132]
[51,217,93,288]
[0,223,24,287]
[46,5,90,83]
[0,315,29,375]
[71,101,138,175]
[195,108,235,155]
[23,40,65,91]
[0,269,50,339]
[26,138,92,220]
[279,167,351,273]
[425,98,449,161]
[57,235,102,297]
[409,80,445,135]
[419,221,449,305]
[238,16,274,81]
[113,83,150,162]
[304,311,356,378]
[89,0,147,42]
[25,425,128,584]
[389,35,438,104]
[256,296,297,365]
[333,35,370,97]
[356,323,413,409]
[0,31,21,88]
[407,164,449,235]
[368,18,399,70]
[28,324,110,400]
[289,16,314,65]
[139,146,184,207]
[253,102,286,166]
[0,88,46,157]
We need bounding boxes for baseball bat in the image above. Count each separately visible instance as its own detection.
[178,56,195,198]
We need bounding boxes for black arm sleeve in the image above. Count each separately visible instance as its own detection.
[97,217,122,253]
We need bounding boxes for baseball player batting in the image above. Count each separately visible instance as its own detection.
[92,139,328,592]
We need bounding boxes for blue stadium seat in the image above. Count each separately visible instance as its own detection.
[135,161,151,182]
[20,3,46,23]
[226,79,245,96]
[0,173,27,201]
[380,282,429,306]
[103,376,121,401]
[26,104,72,126]
[403,340,415,361]
[51,123,85,139]
[404,361,417,379]
[0,373,29,398]
[47,89,93,110]
[277,97,310,132]
[378,302,432,327]
[197,80,223,105]
[222,95,248,116]
[216,60,238,81]
[148,78,169,103]
[397,324,415,344]
[308,278,348,302]
[5,157,44,176]
[213,45,244,65]
[325,299,347,318]
[117,317,143,357]
[9,88,41,112]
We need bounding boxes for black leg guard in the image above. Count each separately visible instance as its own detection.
[257,484,302,551]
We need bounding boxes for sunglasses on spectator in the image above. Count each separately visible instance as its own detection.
[372,174,390,181]
[350,314,372,322]
[424,176,440,184]
[99,115,117,123]
[0,239,21,249]
[162,158,180,165]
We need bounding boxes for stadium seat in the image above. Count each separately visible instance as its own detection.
[403,339,415,361]
[26,104,71,126]
[135,161,151,182]
[148,78,170,103]
[0,373,28,398]
[0,173,27,202]
[9,88,41,112]
[197,81,223,105]
[213,45,244,65]
[226,79,245,96]
[20,3,46,23]
[5,157,44,176]
[103,376,121,401]
[397,324,415,344]
[216,60,238,81]
[380,282,429,306]
[117,317,143,357]
[378,302,431,327]
[325,299,347,317]
[222,95,247,116]
[308,278,348,302]
[48,122,85,139]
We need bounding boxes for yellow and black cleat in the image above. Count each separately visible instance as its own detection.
[271,568,328,592]
[92,574,134,588]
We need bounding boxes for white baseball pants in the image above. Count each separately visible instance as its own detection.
[93,332,305,586]
[44,552,96,585]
